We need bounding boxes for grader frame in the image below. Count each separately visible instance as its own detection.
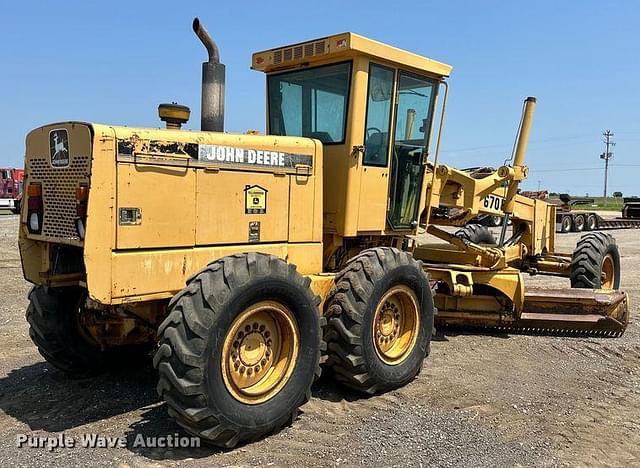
[17,19,628,447]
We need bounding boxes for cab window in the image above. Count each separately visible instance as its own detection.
[267,62,351,144]
[388,71,437,229]
[363,64,395,166]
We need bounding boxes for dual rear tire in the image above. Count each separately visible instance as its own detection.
[155,249,434,446]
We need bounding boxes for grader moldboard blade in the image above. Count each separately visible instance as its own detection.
[514,288,629,337]
[436,288,629,337]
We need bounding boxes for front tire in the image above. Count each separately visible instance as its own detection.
[455,224,497,245]
[324,248,434,395]
[154,253,322,448]
[26,286,107,376]
[570,232,621,289]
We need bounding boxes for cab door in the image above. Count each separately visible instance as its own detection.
[357,63,395,231]
[387,72,437,230]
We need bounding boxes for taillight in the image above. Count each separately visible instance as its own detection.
[75,183,89,240]
[26,183,43,234]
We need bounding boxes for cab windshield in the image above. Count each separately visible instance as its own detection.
[267,62,351,144]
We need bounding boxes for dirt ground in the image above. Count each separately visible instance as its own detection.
[0,211,638,467]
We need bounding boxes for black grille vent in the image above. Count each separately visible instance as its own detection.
[271,39,328,65]
[26,155,90,243]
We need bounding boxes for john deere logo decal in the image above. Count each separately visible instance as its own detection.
[49,129,70,168]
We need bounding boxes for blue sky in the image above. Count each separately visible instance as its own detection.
[1,0,638,195]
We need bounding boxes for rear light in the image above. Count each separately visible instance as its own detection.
[76,203,87,218]
[28,196,43,210]
[28,212,41,232]
[76,184,89,202]
[27,183,42,197]
[75,219,86,239]
[26,183,43,234]
[75,183,89,240]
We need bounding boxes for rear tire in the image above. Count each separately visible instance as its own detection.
[570,232,620,289]
[11,200,20,215]
[154,253,323,448]
[324,247,434,395]
[26,286,107,376]
[560,215,573,233]
[586,214,598,231]
[455,224,497,245]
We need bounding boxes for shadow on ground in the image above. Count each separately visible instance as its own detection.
[0,325,514,461]
[0,362,158,432]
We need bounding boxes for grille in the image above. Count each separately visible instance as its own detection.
[27,155,90,242]
[272,39,327,65]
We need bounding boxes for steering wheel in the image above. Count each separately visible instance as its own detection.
[365,127,384,163]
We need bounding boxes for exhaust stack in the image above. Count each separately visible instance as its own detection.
[193,17,225,132]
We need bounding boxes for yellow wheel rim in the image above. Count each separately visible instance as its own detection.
[372,285,420,365]
[221,301,299,404]
[601,254,615,289]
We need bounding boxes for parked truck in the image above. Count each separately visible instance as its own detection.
[0,168,24,214]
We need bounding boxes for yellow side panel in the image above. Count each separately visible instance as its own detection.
[196,170,289,244]
[110,242,323,301]
[116,163,196,249]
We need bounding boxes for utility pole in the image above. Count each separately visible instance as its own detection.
[600,130,615,198]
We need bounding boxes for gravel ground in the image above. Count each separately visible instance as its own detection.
[0,211,638,467]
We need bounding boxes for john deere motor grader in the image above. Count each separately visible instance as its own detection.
[18,19,628,447]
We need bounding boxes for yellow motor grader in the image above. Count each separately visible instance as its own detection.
[18,19,628,447]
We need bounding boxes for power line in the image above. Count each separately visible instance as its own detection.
[528,164,640,173]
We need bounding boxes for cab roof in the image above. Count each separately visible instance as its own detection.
[251,32,452,78]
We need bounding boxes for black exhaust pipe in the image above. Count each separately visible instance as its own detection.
[193,17,225,132]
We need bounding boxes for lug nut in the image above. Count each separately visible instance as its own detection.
[253,322,259,329]
[259,324,266,332]
[240,366,246,374]
[245,325,251,332]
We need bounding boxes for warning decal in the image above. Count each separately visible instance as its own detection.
[245,185,268,214]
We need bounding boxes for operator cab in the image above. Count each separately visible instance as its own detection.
[252,33,452,237]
